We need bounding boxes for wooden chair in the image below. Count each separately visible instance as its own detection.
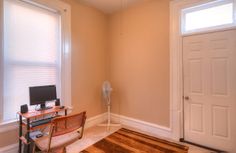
[33,111,86,153]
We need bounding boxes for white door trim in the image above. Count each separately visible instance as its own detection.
[169,0,235,140]
[170,0,200,140]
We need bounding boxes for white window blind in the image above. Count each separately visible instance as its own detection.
[3,0,61,122]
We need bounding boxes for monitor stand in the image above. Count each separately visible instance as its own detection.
[36,103,53,111]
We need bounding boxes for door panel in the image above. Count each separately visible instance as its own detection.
[211,58,228,95]
[183,30,236,152]
[212,105,229,138]
[189,59,203,94]
[190,103,204,133]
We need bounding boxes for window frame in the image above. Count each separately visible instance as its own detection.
[181,0,236,35]
[0,0,71,128]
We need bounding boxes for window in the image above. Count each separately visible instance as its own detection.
[0,0,71,123]
[182,0,236,34]
[3,0,60,122]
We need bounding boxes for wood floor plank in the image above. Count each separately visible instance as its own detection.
[119,128,188,150]
[105,137,144,153]
[82,145,106,153]
[117,129,188,152]
[81,128,189,153]
[109,132,172,153]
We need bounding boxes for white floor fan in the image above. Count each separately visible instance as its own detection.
[99,81,120,129]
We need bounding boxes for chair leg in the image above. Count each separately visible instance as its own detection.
[32,144,36,153]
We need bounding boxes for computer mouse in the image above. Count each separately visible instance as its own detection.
[36,133,43,138]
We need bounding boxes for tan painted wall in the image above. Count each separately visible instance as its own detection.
[108,0,170,127]
[0,0,108,147]
[60,0,108,117]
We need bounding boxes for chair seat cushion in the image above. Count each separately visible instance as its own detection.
[35,130,81,151]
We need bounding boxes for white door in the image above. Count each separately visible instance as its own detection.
[183,30,236,152]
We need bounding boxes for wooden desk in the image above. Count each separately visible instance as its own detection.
[17,106,67,153]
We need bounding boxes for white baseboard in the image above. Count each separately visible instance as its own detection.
[0,121,18,133]
[84,112,107,129]
[111,113,173,139]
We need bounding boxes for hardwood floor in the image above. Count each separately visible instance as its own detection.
[66,126,216,153]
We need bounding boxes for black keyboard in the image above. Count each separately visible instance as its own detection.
[30,117,54,127]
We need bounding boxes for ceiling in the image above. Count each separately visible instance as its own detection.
[78,0,144,14]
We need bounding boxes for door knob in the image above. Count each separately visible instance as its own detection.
[184,96,190,100]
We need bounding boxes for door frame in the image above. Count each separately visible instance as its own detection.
[169,0,236,140]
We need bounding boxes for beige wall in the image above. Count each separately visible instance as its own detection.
[60,0,108,118]
[108,0,170,127]
[0,0,108,147]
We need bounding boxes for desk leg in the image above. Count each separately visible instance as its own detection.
[19,116,22,153]
[65,109,68,128]
[26,119,30,153]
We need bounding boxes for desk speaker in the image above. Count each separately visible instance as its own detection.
[55,98,60,106]
[20,104,28,113]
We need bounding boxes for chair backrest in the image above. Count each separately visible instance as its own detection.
[51,111,86,137]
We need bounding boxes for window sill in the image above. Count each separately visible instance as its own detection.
[0,119,18,133]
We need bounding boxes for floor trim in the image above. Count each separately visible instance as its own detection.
[111,113,172,139]
[0,120,18,133]
[85,112,107,128]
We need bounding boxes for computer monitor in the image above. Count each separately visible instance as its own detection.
[29,85,57,110]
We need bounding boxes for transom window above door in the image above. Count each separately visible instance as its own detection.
[181,0,236,34]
